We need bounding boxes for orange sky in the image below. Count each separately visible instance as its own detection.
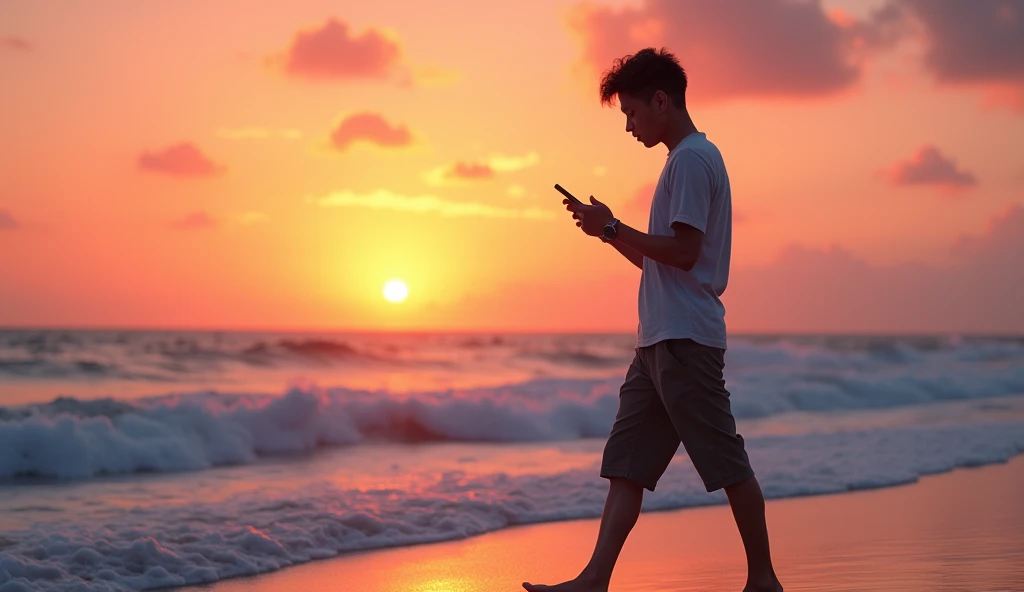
[2,0,1023,333]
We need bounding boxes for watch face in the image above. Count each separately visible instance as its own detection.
[603,225,615,239]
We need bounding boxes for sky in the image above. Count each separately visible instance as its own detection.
[1,0,1023,334]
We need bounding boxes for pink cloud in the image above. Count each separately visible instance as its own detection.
[907,0,1024,111]
[884,145,977,190]
[723,204,1024,333]
[138,143,225,178]
[568,0,862,103]
[448,162,494,180]
[852,1,1024,110]
[280,18,402,81]
[953,203,1024,259]
[0,210,19,230]
[898,0,1024,86]
[170,211,218,230]
[1,37,32,52]
[330,113,412,151]
[423,153,538,185]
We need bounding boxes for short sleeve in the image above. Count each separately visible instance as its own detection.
[667,149,712,233]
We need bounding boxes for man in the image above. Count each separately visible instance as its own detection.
[523,48,783,592]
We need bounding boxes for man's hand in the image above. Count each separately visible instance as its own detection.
[564,195,614,238]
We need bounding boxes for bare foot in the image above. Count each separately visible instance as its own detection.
[522,575,608,592]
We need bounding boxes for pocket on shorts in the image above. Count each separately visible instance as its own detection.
[663,339,724,377]
[661,338,698,367]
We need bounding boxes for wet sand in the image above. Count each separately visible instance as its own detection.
[194,455,1024,591]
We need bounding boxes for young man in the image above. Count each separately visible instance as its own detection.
[523,48,782,592]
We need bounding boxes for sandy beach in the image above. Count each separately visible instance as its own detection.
[192,454,1024,592]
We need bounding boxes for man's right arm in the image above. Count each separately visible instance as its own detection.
[608,238,644,270]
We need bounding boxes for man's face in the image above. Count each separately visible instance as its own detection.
[619,92,660,148]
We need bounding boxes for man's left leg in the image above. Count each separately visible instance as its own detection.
[524,350,680,591]
[522,476,644,592]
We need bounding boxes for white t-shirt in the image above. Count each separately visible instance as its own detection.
[636,132,732,350]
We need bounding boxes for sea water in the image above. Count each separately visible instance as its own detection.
[1,330,1022,591]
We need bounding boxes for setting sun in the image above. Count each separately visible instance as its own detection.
[383,279,410,303]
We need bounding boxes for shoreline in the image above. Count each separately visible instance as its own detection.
[190,454,1024,592]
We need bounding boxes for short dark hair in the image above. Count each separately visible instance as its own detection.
[599,47,687,109]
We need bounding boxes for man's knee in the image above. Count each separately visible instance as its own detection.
[723,474,757,495]
[608,476,645,493]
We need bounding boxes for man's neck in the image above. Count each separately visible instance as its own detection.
[662,111,698,152]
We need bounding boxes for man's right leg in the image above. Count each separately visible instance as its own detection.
[522,477,644,592]
[650,339,782,592]
[724,476,781,592]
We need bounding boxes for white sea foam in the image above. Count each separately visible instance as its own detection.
[3,339,1024,482]
[0,421,1021,591]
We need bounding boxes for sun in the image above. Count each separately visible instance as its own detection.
[382,278,409,303]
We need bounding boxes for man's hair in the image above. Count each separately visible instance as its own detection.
[599,47,687,109]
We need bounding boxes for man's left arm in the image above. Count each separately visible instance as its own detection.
[608,151,710,272]
[608,221,703,271]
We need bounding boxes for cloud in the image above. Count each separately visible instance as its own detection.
[883,145,977,189]
[952,203,1024,260]
[851,1,1024,110]
[310,189,555,220]
[450,162,495,179]
[423,152,539,186]
[567,0,1024,109]
[276,18,403,81]
[897,0,1024,85]
[425,162,494,184]
[568,0,863,103]
[0,210,19,230]
[138,143,225,178]
[170,211,218,230]
[1,37,32,52]
[216,128,302,140]
[488,152,540,172]
[723,204,1024,333]
[904,0,1024,110]
[329,113,412,151]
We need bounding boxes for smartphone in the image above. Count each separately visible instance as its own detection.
[554,183,584,206]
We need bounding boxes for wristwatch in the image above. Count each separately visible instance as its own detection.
[601,218,620,243]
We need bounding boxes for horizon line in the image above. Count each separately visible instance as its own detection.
[1,324,1022,339]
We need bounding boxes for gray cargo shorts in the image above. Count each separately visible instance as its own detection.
[600,338,754,493]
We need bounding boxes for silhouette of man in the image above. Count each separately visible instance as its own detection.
[524,48,782,592]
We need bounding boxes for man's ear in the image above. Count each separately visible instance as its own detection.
[654,90,669,114]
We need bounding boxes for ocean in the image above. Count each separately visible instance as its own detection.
[1,329,1022,591]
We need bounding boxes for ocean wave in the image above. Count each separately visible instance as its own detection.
[0,421,1021,591]
[2,349,1024,481]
